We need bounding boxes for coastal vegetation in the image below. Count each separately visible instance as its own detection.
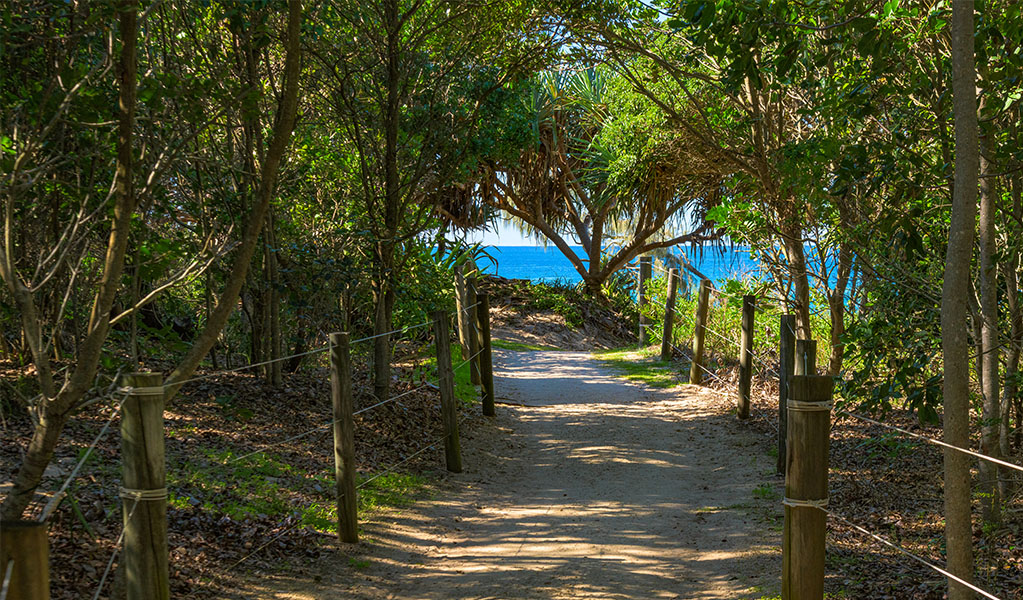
[2,0,1023,598]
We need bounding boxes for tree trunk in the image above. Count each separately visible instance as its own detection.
[1002,178,1022,462]
[372,278,395,402]
[943,4,979,597]
[1,1,138,520]
[781,221,812,339]
[977,94,1001,524]
[371,0,402,403]
[164,0,302,400]
[265,210,282,386]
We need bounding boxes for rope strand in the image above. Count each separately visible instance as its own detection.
[823,508,1003,600]
[839,411,1023,474]
[39,388,131,522]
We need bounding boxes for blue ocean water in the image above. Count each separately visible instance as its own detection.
[478,245,760,285]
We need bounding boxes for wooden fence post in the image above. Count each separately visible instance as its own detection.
[689,278,712,385]
[795,339,817,376]
[433,312,463,473]
[120,372,169,600]
[330,332,358,543]
[467,275,482,385]
[737,295,756,420]
[638,257,652,345]
[782,374,833,600]
[477,293,496,417]
[777,315,796,474]
[660,268,679,361]
[0,520,48,600]
[454,264,472,362]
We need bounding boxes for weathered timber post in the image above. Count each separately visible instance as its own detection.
[638,257,652,345]
[660,268,680,362]
[477,293,496,417]
[433,312,463,472]
[454,264,472,361]
[737,295,756,420]
[795,339,817,377]
[0,520,48,600]
[777,315,796,474]
[120,372,169,600]
[689,278,712,385]
[782,375,833,600]
[467,274,482,385]
[330,332,358,543]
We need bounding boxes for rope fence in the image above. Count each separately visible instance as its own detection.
[822,508,1003,600]
[90,496,141,600]
[838,411,1023,474]
[634,263,1019,599]
[7,287,496,600]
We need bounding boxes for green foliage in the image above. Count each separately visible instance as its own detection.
[528,282,584,328]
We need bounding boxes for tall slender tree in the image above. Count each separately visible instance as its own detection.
[942,1,979,596]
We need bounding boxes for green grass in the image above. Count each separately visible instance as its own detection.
[419,341,479,406]
[752,483,779,500]
[593,347,683,388]
[491,338,559,352]
[300,472,428,533]
[168,447,430,535]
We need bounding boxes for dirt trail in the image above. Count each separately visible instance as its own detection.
[241,349,782,599]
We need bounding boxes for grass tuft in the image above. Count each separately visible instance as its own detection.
[491,338,560,352]
[593,347,683,388]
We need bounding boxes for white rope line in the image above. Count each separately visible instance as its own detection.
[694,359,728,384]
[167,346,330,388]
[354,384,433,416]
[823,508,1003,600]
[40,388,131,522]
[453,348,485,372]
[0,559,12,600]
[227,425,333,463]
[91,496,140,600]
[230,416,470,568]
[229,382,440,463]
[173,319,437,389]
[228,520,302,570]
[750,352,777,375]
[350,320,433,344]
[356,435,444,490]
[702,323,742,348]
[839,412,1023,474]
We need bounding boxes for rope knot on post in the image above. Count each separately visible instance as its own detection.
[782,496,829,509]
[118,487,169,502]
[117,386,165,397]
[787,400,833,412]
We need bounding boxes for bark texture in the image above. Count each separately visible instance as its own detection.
[943,4,979,597]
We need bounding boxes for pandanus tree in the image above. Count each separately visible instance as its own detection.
[462,68,725,296]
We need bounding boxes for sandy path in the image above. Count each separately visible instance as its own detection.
[241,349,781,599]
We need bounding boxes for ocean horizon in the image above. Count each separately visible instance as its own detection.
[476,245,761,286]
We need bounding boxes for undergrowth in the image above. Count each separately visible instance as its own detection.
[168,448,429,534]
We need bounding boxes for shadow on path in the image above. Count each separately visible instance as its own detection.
[238,348,781,599]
